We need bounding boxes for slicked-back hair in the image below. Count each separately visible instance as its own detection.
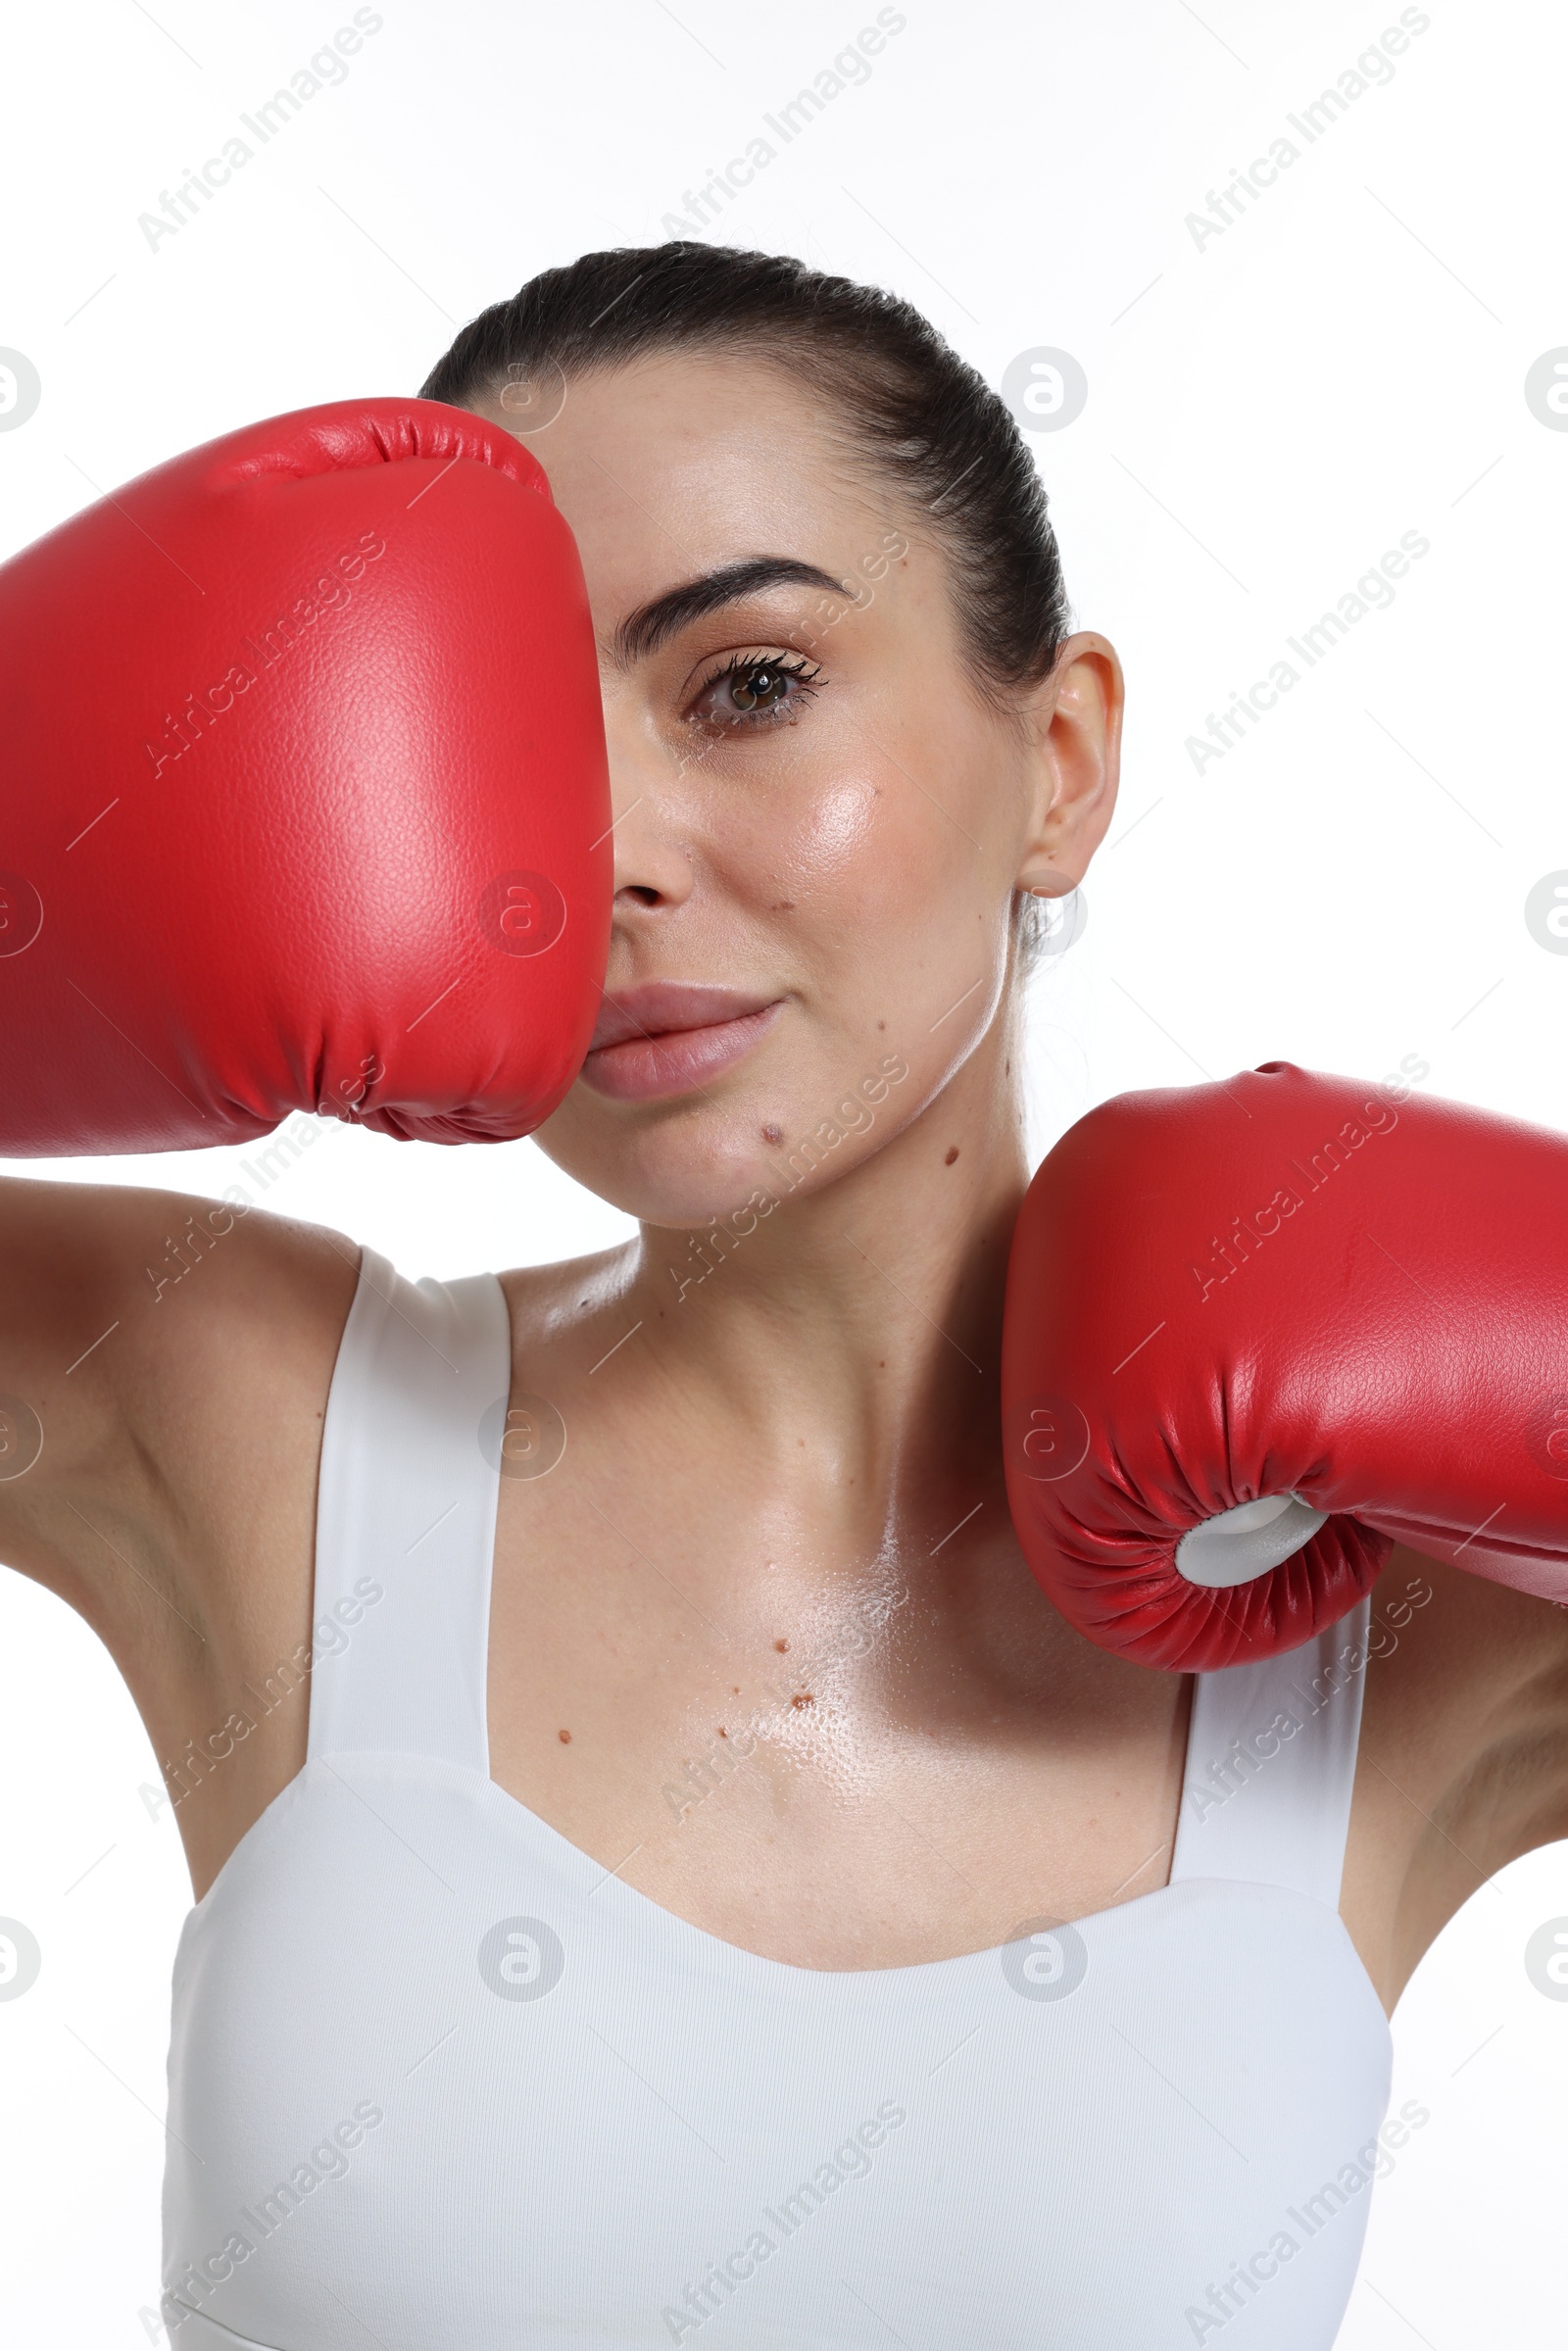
[420,242,1077,972]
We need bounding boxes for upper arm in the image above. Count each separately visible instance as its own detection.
[0,1171,360,1670]
[1447,1583,1568,1865]
[1351,1548,1568,1970]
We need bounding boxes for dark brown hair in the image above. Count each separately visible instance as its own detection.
[420,240,1071,701]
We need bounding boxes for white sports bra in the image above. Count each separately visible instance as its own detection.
[161,1248,1393,2349]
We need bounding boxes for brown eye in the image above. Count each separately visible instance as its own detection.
[691,651,823,730]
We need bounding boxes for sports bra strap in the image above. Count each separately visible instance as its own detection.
[1169,1593,1372,1907]
[308,1248,1371,1906]
[307,1248,510,1769]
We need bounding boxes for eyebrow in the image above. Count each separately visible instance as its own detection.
[610,556,848,666]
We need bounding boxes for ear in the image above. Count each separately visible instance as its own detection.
[1014,632,1124,899]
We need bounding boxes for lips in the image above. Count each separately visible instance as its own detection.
[581,983,783,1102]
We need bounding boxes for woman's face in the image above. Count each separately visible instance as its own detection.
[475,352,1121,1229]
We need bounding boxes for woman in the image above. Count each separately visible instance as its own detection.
[5,243,1565,2349]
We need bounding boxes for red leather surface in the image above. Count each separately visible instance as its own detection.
[0,399,611,1151]
[1002,1061,1568,1669]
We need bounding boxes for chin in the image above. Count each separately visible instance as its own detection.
[539,1102,781,1231]
[543,1042,916,1230]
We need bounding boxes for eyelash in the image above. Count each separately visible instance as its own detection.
[687,650,825,732]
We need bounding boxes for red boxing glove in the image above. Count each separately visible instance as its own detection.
[1002,1061,1568,1670]
[0,399,611,1152]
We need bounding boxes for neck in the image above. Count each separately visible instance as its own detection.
[614,1012,1032,1525]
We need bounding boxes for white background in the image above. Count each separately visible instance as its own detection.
[3,1,1567,2342]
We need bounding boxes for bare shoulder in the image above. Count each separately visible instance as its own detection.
[495,1241,641,1365]
[1345,1546,1568,2002]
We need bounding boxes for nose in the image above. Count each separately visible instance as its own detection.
[601,693,698,915]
